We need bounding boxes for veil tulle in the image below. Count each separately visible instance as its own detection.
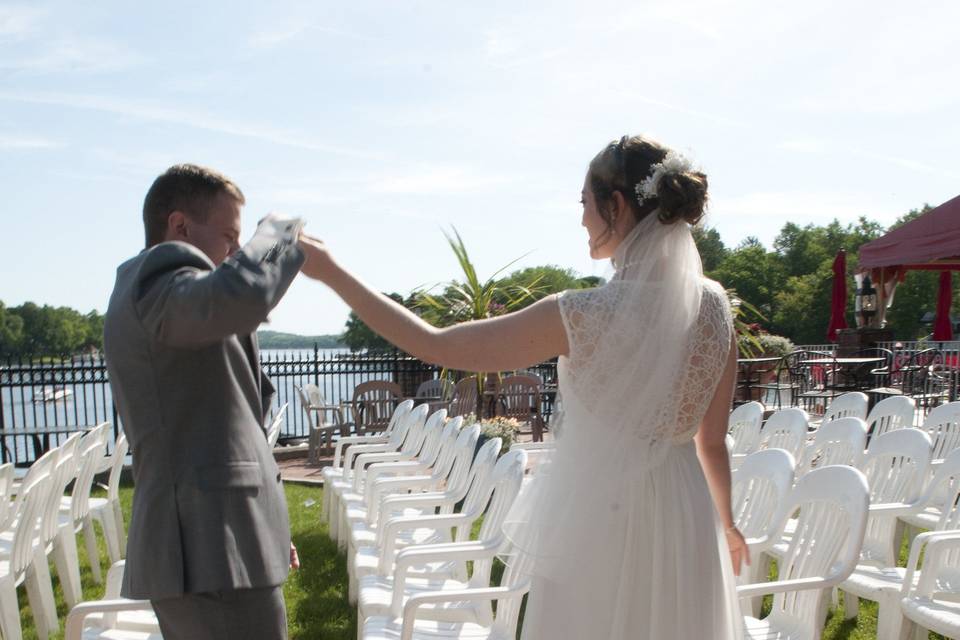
[501,210,705,573]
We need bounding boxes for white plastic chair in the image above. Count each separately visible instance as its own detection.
[41,432,85,608]
[322,399,415,526]
[326,401,420,536]
[296,384,344,464]
[266,403,288,449]
[347,425,482,594]
[361,544,531,640]
[796,417,867,476]
[58,424,111,590]
[728,401,765,464]
[88,431,129,563]
[899,446,960,534]
[335,405,432,547]
[357,447,527,625]
[731,448,796,611]
[739,465,870,640]
[758,407,809,462]
[0,463,16,531]
[838,428,933,639]
[923,401,960,464]
[342,411,455,577]
[350,432,495,604]
[898,531,960,640]
[822,391,869,422]
[0,459,58,640]
[865,395,916,440]
[64,561,160,640]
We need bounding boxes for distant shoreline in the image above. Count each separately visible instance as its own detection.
[257,330,345,350]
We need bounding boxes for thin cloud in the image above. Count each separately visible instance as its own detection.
[0,5,47,40]
[0,134,62,149]
[0,36,145,74]
[0,90,384,159]
[371,166,512,195]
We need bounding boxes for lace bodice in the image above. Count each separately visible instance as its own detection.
[557,277,733,452]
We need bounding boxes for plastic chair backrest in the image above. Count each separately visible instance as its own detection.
[41,432,82,545]
[800,417,867,473]
[924,401,960,461]
[428,417,464,481]
[70,423,111,525]
[450,376,479,418]
[107,433,129,502]
[732,448,796,540]
[0,463,16,530]
[266,404,287,448]
[728,401,764,456]
[866,395,916,437]
[760,408,809,460]
[12,465,52,577]
[439,425,482,512]
[352,380,403,433]
[859,428,933,564]
[470,449,528,589]
[452,437,503,541]
[823,392,869,422]
[415,378,454,401]
[410,409,448,466]
[767,465,869,635]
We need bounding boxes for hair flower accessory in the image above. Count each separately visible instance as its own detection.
[634,150,694,206]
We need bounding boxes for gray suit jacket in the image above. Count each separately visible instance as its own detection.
[104,225,304,600]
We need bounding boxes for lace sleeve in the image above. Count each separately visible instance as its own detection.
[673,280,735,440]
[557,286,610,369]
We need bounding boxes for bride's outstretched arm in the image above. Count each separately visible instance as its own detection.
[298,235,569,372]
[694,333,749,575]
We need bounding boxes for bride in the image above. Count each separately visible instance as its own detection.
[299,134,747,639]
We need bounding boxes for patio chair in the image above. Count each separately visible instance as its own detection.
[356,447,526,624]
[752,350,830,409]
[0,461,58,640]
[321,400,415,528]
[757,407,809,462]
[87,431,129,564]
[64,561,160,640]
[739,465,870,640]
[295,383,345,463]
[351,380,404,436]
[265,403,287,449]
[865,395,916,440]
[414,378,455,402]
[449,376,480,418]
[728,402,765,467]
[898,531,960,639]
[732,448,796,615]
[496,374,545,441]
[821,392,869,423]
[796,417,867,477]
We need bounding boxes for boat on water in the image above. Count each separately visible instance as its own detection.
[33,387,73,403]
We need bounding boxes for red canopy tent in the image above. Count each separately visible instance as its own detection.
[857,194,960,337]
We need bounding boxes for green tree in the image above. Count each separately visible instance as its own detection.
[692,225,728,274]
[493,265,594,308]
[771,263,834,344]
[341,293,408,351]
[0,302,24,353]
[711,241,785,321]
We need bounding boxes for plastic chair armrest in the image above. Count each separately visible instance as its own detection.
[736,576,831,599]
[65,599,155,640]
[400,586,529,640]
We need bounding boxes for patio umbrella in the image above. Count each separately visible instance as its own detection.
[933,270,954,340]
[827,249,848,342]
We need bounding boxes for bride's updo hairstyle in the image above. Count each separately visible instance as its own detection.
[588,135,708,240]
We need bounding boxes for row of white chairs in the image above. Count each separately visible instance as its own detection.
[316,399,537,639]
[0,422,128,640]
[732,404,960,640]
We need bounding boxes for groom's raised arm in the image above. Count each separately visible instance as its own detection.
[134,226,304,348]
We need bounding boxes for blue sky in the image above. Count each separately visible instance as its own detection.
[2,1,958,335]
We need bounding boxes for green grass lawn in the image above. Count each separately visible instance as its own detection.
[14,481,945,639]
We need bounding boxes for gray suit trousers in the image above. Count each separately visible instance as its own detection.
[151,586,287,640]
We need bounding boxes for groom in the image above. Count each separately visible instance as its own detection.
[103,164,303,639]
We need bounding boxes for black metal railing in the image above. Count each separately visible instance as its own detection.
[0,347,559,466]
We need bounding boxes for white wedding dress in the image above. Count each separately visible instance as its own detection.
[503,213,743,639]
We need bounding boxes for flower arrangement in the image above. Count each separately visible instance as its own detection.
[459,414,521,453]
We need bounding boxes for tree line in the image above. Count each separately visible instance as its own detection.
[0,301,104,356]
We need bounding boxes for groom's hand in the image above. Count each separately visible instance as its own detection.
[298,233,331,280]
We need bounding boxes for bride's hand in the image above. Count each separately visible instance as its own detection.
[299,233,333,281]
[725,526,750,577]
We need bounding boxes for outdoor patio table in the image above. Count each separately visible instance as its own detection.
[800,357,886,392]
